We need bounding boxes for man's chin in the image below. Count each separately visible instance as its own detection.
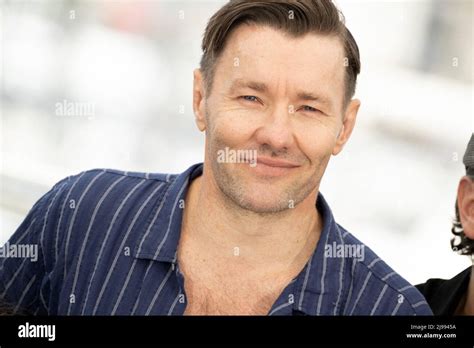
[228,184,295,215]
[214,165,311,214]
[234,197,292,215]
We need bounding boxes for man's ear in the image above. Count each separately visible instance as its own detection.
[193,68,207,132]
[457,176,474,239]
[332,98,360,156]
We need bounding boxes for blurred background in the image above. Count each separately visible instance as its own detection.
[0,0,472,285]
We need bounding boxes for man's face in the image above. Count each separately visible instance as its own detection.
[194,24,359,214]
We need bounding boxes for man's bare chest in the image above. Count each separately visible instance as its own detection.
[182,272,286,315]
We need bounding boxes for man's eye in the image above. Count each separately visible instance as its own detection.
[302,105,319,113]
[240,96,258,102]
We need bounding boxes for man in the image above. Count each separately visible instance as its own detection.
[416,134,474,315]
[0,0,431,315]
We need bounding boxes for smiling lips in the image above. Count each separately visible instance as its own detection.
[256,156,299,168]
[250,156,300,176]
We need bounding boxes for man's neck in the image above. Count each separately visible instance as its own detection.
[180,170,322,272]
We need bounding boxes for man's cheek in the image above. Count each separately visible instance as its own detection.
[213,118,256,143]
[300,130,337,156]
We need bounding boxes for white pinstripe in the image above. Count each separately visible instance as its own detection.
[0,217,36,274]
[14,274,36,313]
[297,252,315,310]
[40,288,49,314]
[370,284,388,315]
[167,292,181,315]
[132,180,187,314]
[81,179,146,314]
[155,181,188,257]
[342,258,358,314]
[145,265,174,315]
[412,301,428,308]
[67,175,126,314]
[391,299,403,315]
[368,258,381,268]
[316,223,331,314]
[130,259,152,315]
[398,285,412,292]
[268,301,292,316]
[390,284,416,315]
[100,183,164,315]
[349,272,372,315]
[13,217,38,245]
[1,256,28,297]
[55,173,86,263]
[333,227,345,315]
[349,258,381,315]
[63,171,105,280]
[135,184,171,257]
[1,181,66,306]
[382,271,396,281]
[40,180,70,273]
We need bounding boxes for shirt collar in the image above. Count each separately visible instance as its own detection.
[291,192,347,315]
[133,163,203,263]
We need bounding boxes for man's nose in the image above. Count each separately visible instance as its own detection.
[253,104,294,152]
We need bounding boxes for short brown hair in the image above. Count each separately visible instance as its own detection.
[200,0,361,106]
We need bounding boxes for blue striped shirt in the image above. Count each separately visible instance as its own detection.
[0,163,432,315]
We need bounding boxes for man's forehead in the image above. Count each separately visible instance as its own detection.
[223,24,345,64]
[218,25,346,97]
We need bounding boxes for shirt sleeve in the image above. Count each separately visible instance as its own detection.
[0,177,71,315]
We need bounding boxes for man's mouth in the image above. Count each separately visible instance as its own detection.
[256,156,300,168]
[249,156,300,177]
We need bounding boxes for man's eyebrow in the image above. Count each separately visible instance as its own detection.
[228,79,269,94]
[296,91,331,106]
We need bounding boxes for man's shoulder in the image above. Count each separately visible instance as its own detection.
[46,168,177,204]
[34,168,178,254]
[337,225,432,315]
[0,168,180,314]
[60,167,177,187]
[44,167,180,220]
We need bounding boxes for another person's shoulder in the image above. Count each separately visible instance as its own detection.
[415,267,471,315]
[339,225,432,315]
